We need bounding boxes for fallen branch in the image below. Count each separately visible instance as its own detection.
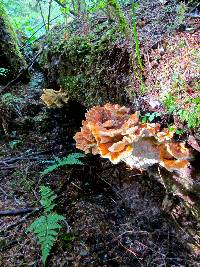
[0,156,46,166]
[186,12,200,18]
[0,165,17,170]
[0,207,42,233]
[0,149,58,166]
[0,207,37,217]
[0,147,75,168]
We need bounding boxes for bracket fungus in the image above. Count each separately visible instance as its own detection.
[41,89,69,108]
[74,104,192,172]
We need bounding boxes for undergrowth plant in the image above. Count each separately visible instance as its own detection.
[141,112,161,123]
[27,186,65,265]
[107,0,129,34]
[0,92,22,106]
[163,93,200,128]
[41,152,85,176]
[27,153,85,264]
[177,99,200,128]
[168,2,187,31]
[0,67,9,77]
[131,0,143,71]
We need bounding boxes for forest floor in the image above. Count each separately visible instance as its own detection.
[0,75,200,266]
[0,0,200,266]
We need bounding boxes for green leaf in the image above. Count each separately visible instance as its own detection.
[27,211,65,265]
[41,153,85,176]
[39,186,57,213]
[142,116,147,123]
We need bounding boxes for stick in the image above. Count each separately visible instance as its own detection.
[0,147,70,166]
[0,156,45,165]
[47,0,53,31]
[0,207,36,217]
[53,0,78,17]
[0,207,42,233]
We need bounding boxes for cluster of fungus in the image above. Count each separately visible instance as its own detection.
[74,103,192,172]
[41,89,69,108]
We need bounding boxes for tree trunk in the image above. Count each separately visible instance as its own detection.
[0,0,27,84]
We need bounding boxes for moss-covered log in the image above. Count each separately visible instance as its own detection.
[40,21,132,107]
[0,0,26,84]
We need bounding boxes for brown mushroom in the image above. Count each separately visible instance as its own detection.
[41,89,69,108]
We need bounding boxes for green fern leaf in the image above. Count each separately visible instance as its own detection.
[41,153,85,176]
[27,216,46,232]
[39,186,57,212]
[27,186,65,265]
[27,213,65,265]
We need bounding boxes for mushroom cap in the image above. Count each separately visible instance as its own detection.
[74,103,192,171]
[74,121,99,155]
[156,127,176,142]
[159,142,191,172]
[41,89,69,108]
[74,104,134,162]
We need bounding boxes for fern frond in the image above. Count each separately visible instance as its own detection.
[27,213,65,265]
[39,186,57,212]
[27,186,66,265]
[41,153,85,176]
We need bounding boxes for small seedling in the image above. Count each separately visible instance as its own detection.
[141,112,161,123]
[9,140,22,149]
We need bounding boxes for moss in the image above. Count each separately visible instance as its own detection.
[41,21,131,107]
[0,0,26,83]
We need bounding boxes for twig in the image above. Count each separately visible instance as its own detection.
[47,0,53,31]
[0,207,42,233]
[0,149,56,165]
[115,230,148,239]
[71,182,85,192]
[53,0,78,16]
[119,241,140,257]
[38,0,47,33]
[63,219,71,233]
[0,207,37,217]
[0,187,9,197]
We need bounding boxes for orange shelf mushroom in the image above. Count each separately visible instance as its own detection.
[74,104,192,172]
